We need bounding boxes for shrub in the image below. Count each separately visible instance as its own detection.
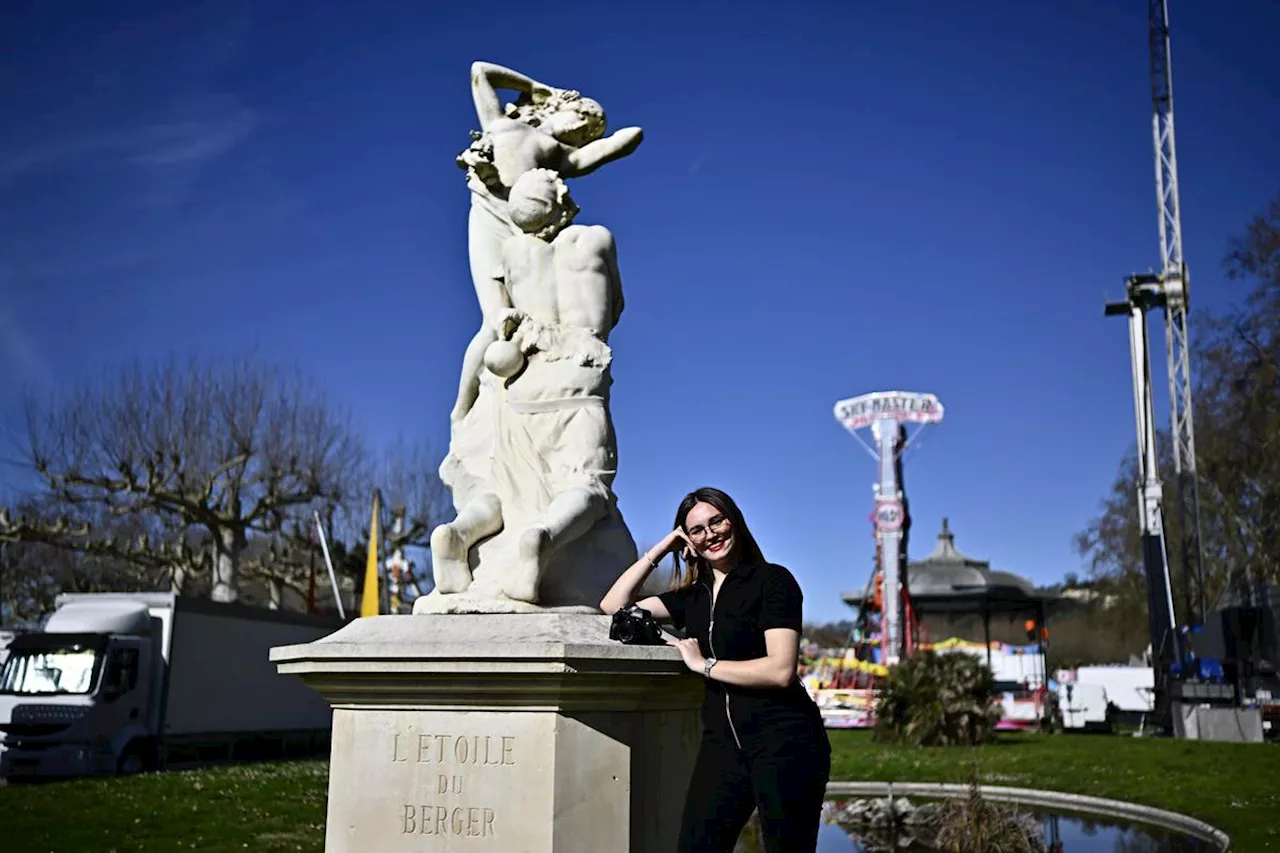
[874,651,1001,746]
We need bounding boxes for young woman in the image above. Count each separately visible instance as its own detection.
[600,487,831,853]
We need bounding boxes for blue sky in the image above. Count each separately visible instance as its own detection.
[1,0,1277,623]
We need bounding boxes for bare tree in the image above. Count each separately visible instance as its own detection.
[16,355,366,603]
[154,438,451,611]
[0,499,179,621]
[316,439,450,609]
[1,498,210,589]
[376,437,450,552]
[1199,192,1280,596]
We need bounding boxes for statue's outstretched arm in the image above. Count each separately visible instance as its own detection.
[470,61,552,130]
[564,127,644,177]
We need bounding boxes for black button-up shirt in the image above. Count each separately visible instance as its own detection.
[659,561,826,755]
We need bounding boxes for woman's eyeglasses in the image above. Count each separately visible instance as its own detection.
[687,515,730,542]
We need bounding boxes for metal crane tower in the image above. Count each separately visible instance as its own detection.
[1105,0,1207,724]
[1148,0,1207,627]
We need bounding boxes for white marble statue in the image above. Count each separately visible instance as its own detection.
[421,69,642,614]
[450,61,643,425]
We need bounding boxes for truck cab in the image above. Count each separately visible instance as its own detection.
[0,599,160,778]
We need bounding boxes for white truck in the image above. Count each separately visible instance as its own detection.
[0,592,343,779]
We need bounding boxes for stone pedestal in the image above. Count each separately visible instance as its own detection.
[271,614,702,853]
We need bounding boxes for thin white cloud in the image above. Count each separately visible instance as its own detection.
[125,109,258,167]
[0,105,257,182]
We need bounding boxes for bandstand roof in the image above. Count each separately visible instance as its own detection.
[841,518,1055,615]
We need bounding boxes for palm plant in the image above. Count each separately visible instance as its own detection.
[874,651,1002,746]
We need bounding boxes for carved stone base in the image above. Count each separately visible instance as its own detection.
[271,614,702,853]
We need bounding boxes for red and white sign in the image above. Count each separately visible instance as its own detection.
[834,391,945,433]
[874,499,904,532]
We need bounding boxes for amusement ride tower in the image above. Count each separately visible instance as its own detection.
[833,391,944,665]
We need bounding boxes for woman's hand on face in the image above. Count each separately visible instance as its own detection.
[667,636,705,674]
[660,527,696,562]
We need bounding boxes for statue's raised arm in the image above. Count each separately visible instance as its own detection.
[469,61,555,131]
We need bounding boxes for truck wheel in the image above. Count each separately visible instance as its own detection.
[118,746,144,775]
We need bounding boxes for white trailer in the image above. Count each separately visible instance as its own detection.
[0,593,343,778]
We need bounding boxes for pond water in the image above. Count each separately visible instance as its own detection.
[815,799,1216,853]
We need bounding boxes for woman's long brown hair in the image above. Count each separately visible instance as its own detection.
[668,487,767,590]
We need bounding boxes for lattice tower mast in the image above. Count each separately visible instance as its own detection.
[1149,0,1206,622]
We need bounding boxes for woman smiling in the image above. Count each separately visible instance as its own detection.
[600,486,831,853]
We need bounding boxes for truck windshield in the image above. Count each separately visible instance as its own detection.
[0,648,102,695]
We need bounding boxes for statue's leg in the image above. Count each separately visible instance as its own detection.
[451,202,510,423]
[450,325,497,424]
[503,487,608,603]
[430,493,503,594]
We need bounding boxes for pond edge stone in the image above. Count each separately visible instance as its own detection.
[826,781,1230,851]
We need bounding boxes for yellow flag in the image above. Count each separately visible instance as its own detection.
[360,491,381,618]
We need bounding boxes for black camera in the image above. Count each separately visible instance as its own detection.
[609,605,666,645]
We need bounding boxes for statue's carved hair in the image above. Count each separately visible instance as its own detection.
[508,168,579,240]
[505,89,606,147]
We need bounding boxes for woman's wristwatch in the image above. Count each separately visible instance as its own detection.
[703,657,718,678]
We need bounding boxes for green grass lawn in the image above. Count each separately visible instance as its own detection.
[827,730,1279,850]
[2,732,1276,852]
[2,760,330,853]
